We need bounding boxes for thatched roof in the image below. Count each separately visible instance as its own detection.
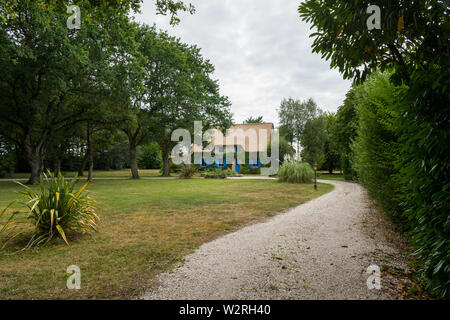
[193,123,274,153]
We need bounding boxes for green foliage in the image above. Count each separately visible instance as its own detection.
[239,165,260,175]
[341,155,357,181]
[298,1,448,84]
[0,172,99,250]
[394,68,450,298]
[322,114,340,174]
[352,72,404,223]
[135,25,232,178]
[200,168,237,179]
[300,115,327,168]
[299,0,449,296]
[278,98,320,151]
[154,0,196,25]
[0,138,14,178]
[277,162,314,184]
[297,111,340,174]
[267,135,295,165]
[0,1,194,26]
[332,88,360,181]
[179,165,197,179]
[159,161,183,175]
[279,124,295,145]
[94,142,130,171]
[138,143,162,170]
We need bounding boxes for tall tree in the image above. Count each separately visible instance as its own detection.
[300,113,327,167]
[322,113,340,174]
[278,98,320,158]
[0,1,110,183]
[149,36,232,176]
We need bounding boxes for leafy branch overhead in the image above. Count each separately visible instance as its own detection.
[298,0,449,84]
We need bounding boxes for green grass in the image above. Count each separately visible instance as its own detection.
[6,169,270,180]
[7,169,162,179]
[318,173,345,181]
[0,179,333,299]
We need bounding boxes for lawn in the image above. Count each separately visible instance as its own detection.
[8,169,162,179]
[318,172,345,181]
[0,179,333,299]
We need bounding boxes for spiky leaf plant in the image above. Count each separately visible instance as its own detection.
[0,171,99,250]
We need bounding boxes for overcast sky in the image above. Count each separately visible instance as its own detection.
[133,0,351,125]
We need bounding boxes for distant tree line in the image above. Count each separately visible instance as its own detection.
[277,98,340,174]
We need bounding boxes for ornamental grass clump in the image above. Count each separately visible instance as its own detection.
[0,171,99,250]
[278,162,314,184]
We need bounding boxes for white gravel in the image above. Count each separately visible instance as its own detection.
[142,180,402,300]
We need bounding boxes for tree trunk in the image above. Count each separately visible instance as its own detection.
[129,143,139,179]
[24,135,43,185]
[162,146,170,177]
[88,152,93,182]
[27,156,41,185]
[87,122,93,182]
[78,151,89,177]
[53,157,61,174]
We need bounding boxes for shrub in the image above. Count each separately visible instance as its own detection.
[0,150,14,178]
[179,165,197,179]
[266,135,295,165]
[0,171,99,250]
[201,168,237,179]
[138,142,162,169]
[239,165,260,175]
[352,72,404,224]
[395,68,450,298]
[160,161,183,175]
[278,162,314,183]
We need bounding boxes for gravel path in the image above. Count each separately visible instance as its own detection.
[142,180,404,300]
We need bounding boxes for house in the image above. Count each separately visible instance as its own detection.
[192,123,275,172]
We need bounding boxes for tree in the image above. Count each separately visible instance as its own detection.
[149,36,232,176]
[299,0,449,297]
[108,22,152,180]
[138,142,162,170]
[298,0,448,85]
[1,1,195,25]
[267,135,295,165]
[244,116,264,124]
[278,98,320,158]
[300,114,327,168]
[0,1,114,183]
[352,71,404,222]
[0,135,14,178]
[0,0,194,184]
[331,89,360,180]
[322,113,340,174]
